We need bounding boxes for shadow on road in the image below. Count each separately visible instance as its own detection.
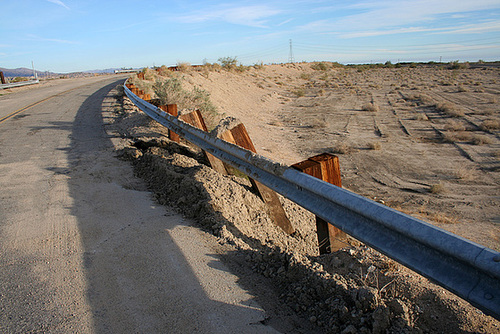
[64,79,273,333]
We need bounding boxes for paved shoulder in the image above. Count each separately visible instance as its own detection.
[0,78,278,333]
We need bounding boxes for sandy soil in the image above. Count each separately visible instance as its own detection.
[115,63,500,333]
[177,63,500,251]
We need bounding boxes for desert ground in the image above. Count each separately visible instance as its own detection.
[114,62,499,333]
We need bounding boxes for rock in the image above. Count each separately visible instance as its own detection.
[341,324,357,334]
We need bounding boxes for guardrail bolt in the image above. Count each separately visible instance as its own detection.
[484,293,493,300]
[493,254,500,262]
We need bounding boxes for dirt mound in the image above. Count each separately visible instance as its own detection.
[107,79,499,333]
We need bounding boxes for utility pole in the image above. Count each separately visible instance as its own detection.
[288,39,295,64]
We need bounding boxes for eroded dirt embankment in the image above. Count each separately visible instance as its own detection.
[105,78,499,334]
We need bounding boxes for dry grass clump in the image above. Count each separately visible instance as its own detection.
[332,141,354,154]
[368,141,381,150]
[361,102,380,112]
[480,119,500,131]
[430,212,459,224]
[443,131,472,143]
[436,102,465,117]
[444,119,466,132]
[429,182,446,194]
[455,164,478,181]
[415,113,429,121]
[299,73,312,80]
[294,89,306,97]
[471,134,493,145]
[177,62,192,72]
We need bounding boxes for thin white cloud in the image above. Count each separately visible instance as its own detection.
[298,0,500,38]
[177,5,282,28]
[25,34,77,44]
[47,0,69,10]
[340,20,500,38]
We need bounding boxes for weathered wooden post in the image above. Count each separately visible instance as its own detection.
[292,153,346,254]
[179,110,228,175]
[158,104,180,143]
[218,123,294,235]
[0,71,6,84]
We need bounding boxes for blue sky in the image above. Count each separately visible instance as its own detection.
[1,0,499,72]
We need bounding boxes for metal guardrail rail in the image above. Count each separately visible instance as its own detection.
[124,83,500,320]
[0,80,39,90]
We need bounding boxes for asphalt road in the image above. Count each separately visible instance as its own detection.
[0,76,277,333]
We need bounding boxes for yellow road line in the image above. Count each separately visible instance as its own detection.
[0,78,120,125]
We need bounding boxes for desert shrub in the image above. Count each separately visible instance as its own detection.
[153,77,186,106]
[368,142,381,150]
[487,96,498,104]
[415,113,429,121]
[471,134,493,145]
[436,102,465,117]
[332,142,355,154]
[218,56,238,70]
[457,85,469,92]
[253,62,264,70]
[429,182,446,194]
[177,62,191,72]
[480,119,500,130]
[455,164,477,181]
[417,94,434,105]
[448,61,470,70]
[189,86,218,116]
[362,102,380,112]
[311,62,329,71]
[294,89,306,97]
[153,77,219,129]
[444,119,466,132]
[442,131,472,143]
[12,77,29,82]
[299,73,312,80]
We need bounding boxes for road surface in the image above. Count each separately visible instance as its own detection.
[0,76,277,333]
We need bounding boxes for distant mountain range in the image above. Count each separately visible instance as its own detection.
[0,67,123,77]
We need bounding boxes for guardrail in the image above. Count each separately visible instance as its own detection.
[0,80,39,90]
[124,82,500,320]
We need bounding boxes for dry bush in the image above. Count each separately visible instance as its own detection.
[177,62,191,72]
[294,89,306,97]
[487,96,498,104]
[454,163,478,181]
[368,142,381,150]
[431,212,459,224]
[361,102,380,112]
[436,102,465,117]
[415,113,429,121]
[480,119,500,131]
[444,119,466,132]
[310,118,327,128]
[300,73,312,80]
[443,131,472,143]
[457,85,469,92]
[311,62,330,71]
[332,142,354,154]
[429,182,446,194]
[471,134,493,145]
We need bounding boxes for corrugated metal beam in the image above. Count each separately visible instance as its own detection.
[124,83,500,320]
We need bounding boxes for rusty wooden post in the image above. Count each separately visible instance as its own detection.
[179,110,228,175]
[292,153,346,254]
[219,123,294,235]
[0,72,6,84]
[158,104,180,143]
